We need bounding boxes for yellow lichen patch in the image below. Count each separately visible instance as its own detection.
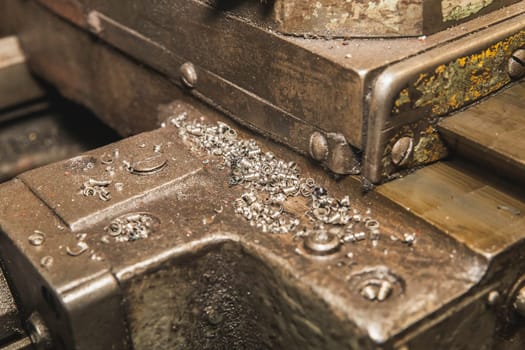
[393,88,411,113]
[391,30,525,117]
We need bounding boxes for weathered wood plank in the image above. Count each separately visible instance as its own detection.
[439,81,525,183]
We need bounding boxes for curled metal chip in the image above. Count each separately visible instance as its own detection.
[130,155,168,175]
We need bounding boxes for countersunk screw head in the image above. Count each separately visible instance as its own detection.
[508,49,525,80]
[309,132,328,161]
[180,62,198,88]
[391,136,413,166]
[304,229,340,255]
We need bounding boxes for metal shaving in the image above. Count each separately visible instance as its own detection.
[170,114,390,244]
[105,213,159,242]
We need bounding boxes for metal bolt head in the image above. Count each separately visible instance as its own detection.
[508,49,525,80]
[304,229,340,255]
[27,312,52,349]
[513,286,525,316]
[309,132,328,161]
[180,62,198,88]
[487,290,501,306]
[391,136,414,166]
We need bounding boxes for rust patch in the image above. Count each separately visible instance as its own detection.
[382,123,448,180]
[393,30,525,117]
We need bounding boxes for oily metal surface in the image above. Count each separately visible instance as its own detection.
[0,100,490,349]
[439,80,525,183]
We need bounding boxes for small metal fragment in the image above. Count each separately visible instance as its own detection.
[66,241,89,256]
[28,231,46,246]
[402,232,416,245]
[130,155,168,175]
[497,204,521,216]
[40,256,54,268]
[360,285,378,300]
[100,153,114,165]
[377,281,393,301]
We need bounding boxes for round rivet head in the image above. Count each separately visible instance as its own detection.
[180,62,198,88]
[309,132,329,161]
[487,290,501,306]
[304,230,340,255]
[391,136,414,166]
[508,49,525,80]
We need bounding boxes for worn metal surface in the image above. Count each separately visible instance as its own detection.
[2,0,525,180]
[365,14,525,183]
[0,99,502,349]
[205,0,522,38]
[0,36,45,113]
[439,80,525,183]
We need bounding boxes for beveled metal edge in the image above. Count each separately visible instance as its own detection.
[364,13,525,184]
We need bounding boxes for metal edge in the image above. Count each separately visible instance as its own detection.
[364,13,525,184]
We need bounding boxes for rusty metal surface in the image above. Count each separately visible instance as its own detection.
[209,0,522,38]
[0,100,497,349]
[364,14,525,183]
[439,80,525,183]
[3,0,525,180]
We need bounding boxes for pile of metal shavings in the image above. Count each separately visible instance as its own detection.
[169,114,417,247]
[104,213,160,242]
[81,178,112,201]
